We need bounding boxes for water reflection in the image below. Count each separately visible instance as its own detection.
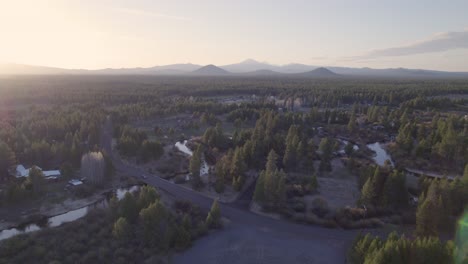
[174,140,209,177]
[367,142,394,167]
[0,185,140,241]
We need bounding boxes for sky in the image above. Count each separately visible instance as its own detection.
[1,0,468,71]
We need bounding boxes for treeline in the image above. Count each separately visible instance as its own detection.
[0,186,222,263]
[0,106,104,166]
[3,76,467,105]
[3,75,466,122]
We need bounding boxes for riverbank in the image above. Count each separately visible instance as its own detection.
[0,183,137,231]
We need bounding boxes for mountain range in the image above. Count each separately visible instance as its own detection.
[1,59,468,78]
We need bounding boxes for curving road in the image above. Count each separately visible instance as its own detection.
[101,117,371,263]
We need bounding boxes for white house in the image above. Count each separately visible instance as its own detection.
[14,165,30,178]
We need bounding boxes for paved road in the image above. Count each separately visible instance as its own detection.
[101,117,370,263]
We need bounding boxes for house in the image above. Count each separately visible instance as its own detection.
[14,165,30,178]
[12,165,61,180]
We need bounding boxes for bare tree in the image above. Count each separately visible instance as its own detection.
[81,152,105,185]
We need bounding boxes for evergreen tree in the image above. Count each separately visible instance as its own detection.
[190,145,203,189]
[230,147,246,191]
[436,122,457,161]
[206,199,221,228]
[253,150,286,209]
[382,170,408,209]
[348,111,356,132]
[214,161,225,193]
[360,176,376,206]
[309,172,318,192]
[26,166,45,194]
[416,181,443,236]
[138,185,160,210]
[174,226,191,250]
[112,217,131,240]
[140,201,168,246]
[463,163,468,180]
[0,141,15,181]
[283,125,300,170]
[345,141,355,156]
[304,140,316,172]
[253,171,266,203]
[396,123,413,153]
[319,138,333,172]
[119,192,139,223]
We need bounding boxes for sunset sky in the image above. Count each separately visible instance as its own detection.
[1,0,468,71]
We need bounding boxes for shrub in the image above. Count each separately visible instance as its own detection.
[292,201,306,212]
[310,197,329,217]
[174,175,187,184]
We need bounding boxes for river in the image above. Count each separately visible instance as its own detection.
[367,142,394,167]
[174,140,210,178]
[0,185,140,241]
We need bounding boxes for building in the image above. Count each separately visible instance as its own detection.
[68,179,83,186]
[42,170,61,179]
[12,165,61,180]
[14,165,29,178]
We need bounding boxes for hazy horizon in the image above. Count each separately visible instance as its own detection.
[1,0,468,71]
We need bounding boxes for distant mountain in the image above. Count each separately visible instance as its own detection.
[0,63,69,75]
[278,63,317,73]
[222,59,277,73]
[297,67,339,77]
[2,60,468,78]
[92,63,201,75]
[239,69,283,76]
[192,65,230,75]
[220,60,317,73]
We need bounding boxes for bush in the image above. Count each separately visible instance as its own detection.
[286,184,305,198]
[323,219,339,228]
[342,218,384,229]
[174,175,187,184]
[291,213,306,223]
[74,184,95,198]
[310,197,329,217]
[292,201,306,212]
[401,211,416,224]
